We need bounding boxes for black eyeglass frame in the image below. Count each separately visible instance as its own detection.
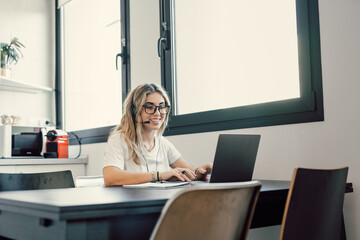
[142,103,171,115]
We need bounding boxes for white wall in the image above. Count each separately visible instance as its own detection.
[0,0,55,123]
[78,0,360,239]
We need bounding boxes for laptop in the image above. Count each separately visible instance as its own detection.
[206,134,261,183]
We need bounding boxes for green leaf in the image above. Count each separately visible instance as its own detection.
[1,37,25,64]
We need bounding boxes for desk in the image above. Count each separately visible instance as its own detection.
[0,180,353,240]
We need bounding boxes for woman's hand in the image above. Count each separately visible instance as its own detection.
[161,168,196,182]
[195,163,213,181]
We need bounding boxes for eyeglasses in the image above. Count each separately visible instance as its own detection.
[143,103,170,115]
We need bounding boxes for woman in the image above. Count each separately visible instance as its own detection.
[103,83,212,186]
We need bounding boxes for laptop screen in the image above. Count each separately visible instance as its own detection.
[209,134,261,183]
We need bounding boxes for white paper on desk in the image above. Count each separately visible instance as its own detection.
[123,181,190,189]
[76,175,104,188]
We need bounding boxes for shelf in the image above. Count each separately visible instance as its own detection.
[1,125,48,129]
[0,156,88,166]
[0,76,54,93]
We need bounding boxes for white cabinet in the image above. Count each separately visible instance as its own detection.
[0,125,12,158]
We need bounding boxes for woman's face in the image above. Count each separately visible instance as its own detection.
[140,92,167,132]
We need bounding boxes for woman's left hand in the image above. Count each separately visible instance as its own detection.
[162,168,196,182]
[195,163,213,180]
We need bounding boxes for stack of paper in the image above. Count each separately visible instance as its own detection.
[123,181,190,189]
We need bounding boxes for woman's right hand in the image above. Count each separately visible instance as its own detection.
[160,168,196,182]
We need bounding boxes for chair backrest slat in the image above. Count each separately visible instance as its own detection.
[280,167,348,240]
[151,181,261,240]
[0,170,75,191]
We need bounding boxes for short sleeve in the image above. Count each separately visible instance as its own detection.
[103,133,126,170]
[162,137,182,165]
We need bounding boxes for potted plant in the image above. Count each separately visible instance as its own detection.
[0,37,25,78]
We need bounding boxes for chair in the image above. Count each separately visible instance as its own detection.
[280,167,349,240]
[0,170,75,191]
[150,181,261,240]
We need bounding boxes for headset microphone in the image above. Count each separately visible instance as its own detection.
[136,120,151,124]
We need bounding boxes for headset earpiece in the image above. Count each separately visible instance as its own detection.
[130,93,137,121]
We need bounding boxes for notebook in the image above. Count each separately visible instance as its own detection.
[207,134,261,183]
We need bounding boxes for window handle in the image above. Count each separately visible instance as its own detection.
[116,46,127,70]
[158,37,167,57]
[158,22,169,57]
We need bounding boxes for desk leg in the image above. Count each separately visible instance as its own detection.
[341,212,347,240]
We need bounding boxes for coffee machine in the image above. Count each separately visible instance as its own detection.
[44,130,68,158]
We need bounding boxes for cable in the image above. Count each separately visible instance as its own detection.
[69,132,81,159]
[45,120,58,128]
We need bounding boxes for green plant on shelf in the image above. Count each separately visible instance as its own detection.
[0,37,25,78]
[1,37,26,67]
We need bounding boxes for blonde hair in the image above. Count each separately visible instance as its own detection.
[111,83,171,165]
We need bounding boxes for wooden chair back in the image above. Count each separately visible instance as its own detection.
[280,167,348,240]
[150,181,261,240]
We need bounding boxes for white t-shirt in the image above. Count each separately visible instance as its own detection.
[103,132,181,173]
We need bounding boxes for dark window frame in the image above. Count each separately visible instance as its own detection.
[57,0,324,145]
[55,0,131,145]
[160,0,324,136]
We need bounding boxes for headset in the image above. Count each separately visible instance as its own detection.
[131,92,150,124]
[130,92,137,121]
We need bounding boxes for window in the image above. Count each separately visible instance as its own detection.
[56,0,130,143]
[160,0,324,135]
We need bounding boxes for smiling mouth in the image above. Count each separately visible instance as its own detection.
[149,119,160,123]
